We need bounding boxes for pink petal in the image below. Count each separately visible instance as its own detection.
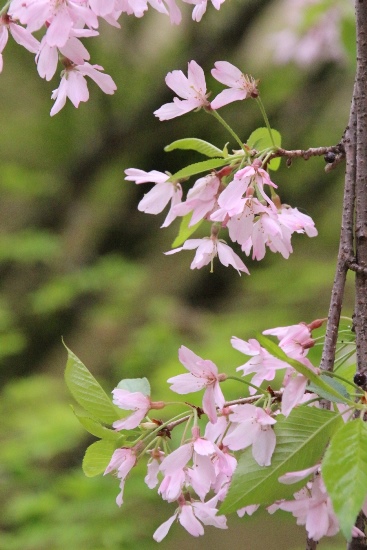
[179,505,204,537]
[153,513,177,542]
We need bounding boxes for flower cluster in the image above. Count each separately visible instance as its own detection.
[0,0,227,115]
[126,61,317,275]
[102,319,342,542]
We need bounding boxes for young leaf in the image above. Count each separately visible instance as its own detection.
[72,408,121,441]
[83,439,116,477]
[322,419,367,540]
[247,127,282,171]
[257,335,348,403]
[221,407,341,514]
[116,377,151,396]
[64,345,119,424]
[164,138,224,158]
[171,214,204,248]
[307,374,350,404]
[169,158,235,181]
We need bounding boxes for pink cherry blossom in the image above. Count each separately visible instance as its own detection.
[145,449,165,489]
[167,346,226,423]
[277,205,318,238]
[153,494,227,541]
[251,211,293,260]
[36,29,97,81]
[223,404,276,466]
[154,60,210,120]
[165,235,249,275]
[183,0,225,22]
[172,174,221,226]
[271,476,341,541]
[263,323,314,360]
[104,447,137,506]
[211,61,259,110]
[112,389,154,430]
[0,14,40,73]
[237,504,259,518]
[216,162,277,217]
[50,62,117,116]
[231,337,290,394]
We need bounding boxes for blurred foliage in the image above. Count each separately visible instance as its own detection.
[0,0,356,548]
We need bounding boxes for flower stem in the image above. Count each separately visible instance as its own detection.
[209,109,246,152]
[256,97,276,148]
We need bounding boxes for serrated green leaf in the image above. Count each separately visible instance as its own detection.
[169,158,232,181]
[307,374,349,404]
[64,345,119,424]
[82,439,116,477]
[221,407,341,514]
[171,214,204,248]
[247,127,282,171]
[116,377,151,396]
[257,335,348,403]
[323,420,367,540]
[164,138,224,158]
[72,408,121,441]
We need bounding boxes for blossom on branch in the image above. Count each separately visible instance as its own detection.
[124,169,182,227]
[50,61,117,116]
[154,60,210,120]
[0,14,40,73]
[153,494,227,541]
[211,61,259,110]
[165,234,250,275]
[167,346,226,423]
[223,403,276,466]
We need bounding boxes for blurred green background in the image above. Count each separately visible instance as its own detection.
[0,0,356,548]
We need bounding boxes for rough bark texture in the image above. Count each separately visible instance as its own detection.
[347,2,367,549]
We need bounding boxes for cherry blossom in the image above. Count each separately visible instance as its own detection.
[211,61,259,110]
[271,477,341,541]
[154,60,210,120]
[153,494,227,541]
[0,14,40,73]
[112,388,165,430]
[125,168,182,227]
[50,61,117,116]
[167,346,226,423]
[184,0,225,22]
[263,322,314,360]
[145,449,165,489]
[165,234,250,275]
[231,337,290,394]
[172,174,221,226]
[104,447,137,506]
[223,404,276,466]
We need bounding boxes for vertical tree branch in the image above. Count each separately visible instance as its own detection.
[347,2,367,549]
[320,89,357,372]
[354,0,367,375]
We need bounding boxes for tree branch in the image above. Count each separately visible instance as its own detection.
[320,88,356,372]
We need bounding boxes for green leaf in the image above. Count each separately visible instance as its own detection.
[72,408,121,441]
[257,335,348,403]
[164,138,224,158]
[322,420,367,540]
[116,377,151,396]
[82,440,116,477]
[64,345,119,424]
[247,127,282,171]
[221,407,341,514]
[171,214,204,248]
[169,158,233,181]
[307,374,349,404]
